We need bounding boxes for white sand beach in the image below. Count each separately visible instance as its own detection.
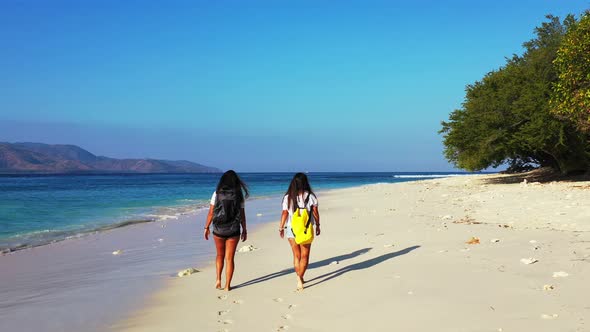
[115,174,590,332]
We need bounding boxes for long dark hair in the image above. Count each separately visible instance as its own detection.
[285,172,315,212]
[216,170,249,202]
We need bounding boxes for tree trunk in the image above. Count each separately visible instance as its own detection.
[554,155,588,175]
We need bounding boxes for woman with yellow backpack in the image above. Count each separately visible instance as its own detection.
[279,173,321,290]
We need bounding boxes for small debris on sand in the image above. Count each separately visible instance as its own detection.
[541,313,559,320]
[441,215,453,221]
[112,250,122,255]
[329,261,339,265]
[520,258,538,265]
[453,216,481,225]
[177,268,200,277]
[552,271,569,278]
[466,237,480,245]
[383,244,395,248]
[543,284,555,291]
[490,238,500,243]
[238,245,257,253]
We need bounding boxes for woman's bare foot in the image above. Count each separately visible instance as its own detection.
[215,280,222,290]
[296,276,304,291]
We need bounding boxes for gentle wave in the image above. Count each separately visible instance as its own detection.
[0,219,154,254]
[0,203,211,254]
[392,174,470,178]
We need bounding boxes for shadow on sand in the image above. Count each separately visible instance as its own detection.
[304,245,421,289]
[233,247,372,289]
[482,167,590,185]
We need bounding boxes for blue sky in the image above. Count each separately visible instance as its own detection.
[1,0,588,171]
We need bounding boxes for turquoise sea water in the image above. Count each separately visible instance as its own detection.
[0,172,472,251]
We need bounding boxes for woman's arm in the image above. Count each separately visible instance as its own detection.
[240,208,247,242]
[312,205,320,236]
[279,210,288,239]
[204,204,214,240]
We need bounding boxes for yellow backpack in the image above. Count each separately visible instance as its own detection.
[291,206,314,245]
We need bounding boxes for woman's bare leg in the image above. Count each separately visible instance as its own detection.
[299,244,312,283]
[213,235,226,289]
[288,238,302,275]
[223,236,240,291]
[288,238,305,290]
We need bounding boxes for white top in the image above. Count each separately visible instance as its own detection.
[282,192,318,215]
[282,192,318,238]
[210,191,245,208]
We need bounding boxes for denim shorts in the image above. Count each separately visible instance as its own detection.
[285,221,295,239]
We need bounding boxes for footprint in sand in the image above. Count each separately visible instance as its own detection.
[276,326,289,331]
[273,298,284,303]
[218,319,233,325]
[218,295,228,300]
[282,314,293,320]
[288,304,297,309]
[218,310,231,316]
[232,299,244,304]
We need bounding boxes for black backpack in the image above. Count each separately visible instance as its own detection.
[212,187,242,236]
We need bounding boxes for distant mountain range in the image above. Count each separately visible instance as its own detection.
[0,142,222,174]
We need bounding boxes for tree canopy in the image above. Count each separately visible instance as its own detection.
[551,11,590,132]
[440,14,589,174]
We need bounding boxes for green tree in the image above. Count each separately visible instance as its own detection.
[440,15,589,174]
[552,11,590,131]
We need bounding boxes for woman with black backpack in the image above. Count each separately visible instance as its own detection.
[204,170,249,291]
